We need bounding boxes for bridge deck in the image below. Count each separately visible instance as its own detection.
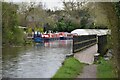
[74,44,98,64]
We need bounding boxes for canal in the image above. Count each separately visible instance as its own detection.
[2,40,72,78]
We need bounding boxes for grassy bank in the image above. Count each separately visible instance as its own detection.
[97,58,117,78]
[52,57,84,79]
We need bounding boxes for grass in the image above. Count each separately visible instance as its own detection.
[52,57,84,79]
[97,57,117,78]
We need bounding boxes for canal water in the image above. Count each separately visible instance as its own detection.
[2,40,72,78]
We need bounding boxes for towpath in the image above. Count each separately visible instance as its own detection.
[77,64,97,78]
[74,44,98,64]
[74,44,98,78]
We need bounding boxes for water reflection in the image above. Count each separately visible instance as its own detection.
[2,40,72,78]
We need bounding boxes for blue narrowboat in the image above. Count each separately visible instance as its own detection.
[33,31,43,43]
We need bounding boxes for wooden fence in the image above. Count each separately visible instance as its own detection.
[73,35,97,53]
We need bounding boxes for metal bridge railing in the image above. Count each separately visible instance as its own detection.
[73,35,97,53]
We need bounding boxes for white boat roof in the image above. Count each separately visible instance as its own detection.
[71,29,110,36]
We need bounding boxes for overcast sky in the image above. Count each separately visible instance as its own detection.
[3,0,120,10]
[3,0,67,10]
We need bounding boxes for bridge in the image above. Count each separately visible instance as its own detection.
[71,29,110,64]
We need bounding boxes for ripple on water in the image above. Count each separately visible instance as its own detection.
[2,40,73,78]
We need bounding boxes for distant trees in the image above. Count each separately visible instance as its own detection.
[17,2,56,33]
[16,1,110,33]
[50,1,96,32]
[53,16,79,32]
[63,1,95,29]
[44,1,97,32]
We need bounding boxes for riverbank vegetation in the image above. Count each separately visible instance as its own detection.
[52,57,84,79]
[2,2,24,46]
[97,57,118,78]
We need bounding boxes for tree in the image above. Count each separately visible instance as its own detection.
[17,2,56,33]
[2,2,24,45]
[96,2,120,78]
[114,2,120,78]
[63,1,94,29]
